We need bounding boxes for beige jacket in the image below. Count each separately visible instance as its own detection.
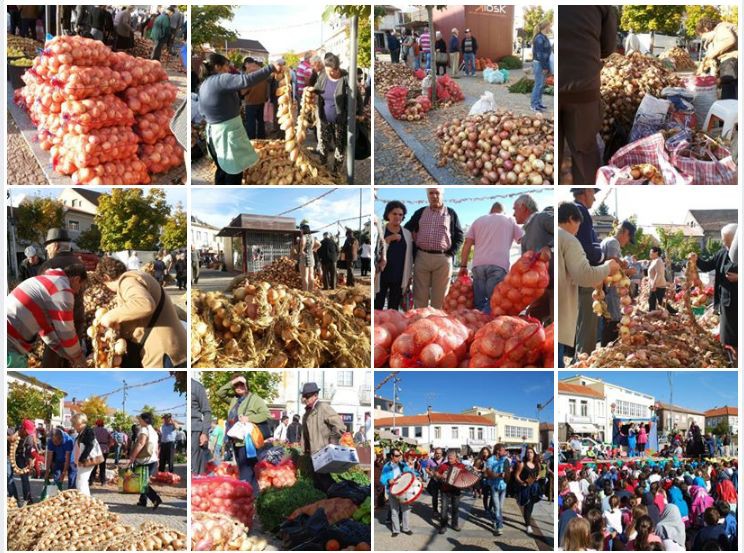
[558,228,612,346]
[301,400,347,455]
[647,258,667,289]
[107,271,187,367]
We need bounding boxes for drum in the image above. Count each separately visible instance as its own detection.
[390,472,423,504]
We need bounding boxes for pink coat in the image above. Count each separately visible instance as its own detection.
[637,427,648,444]
[690,485,714,526]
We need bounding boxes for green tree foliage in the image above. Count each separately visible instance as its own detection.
[226,50,245,68]
[140,405,163,429]
[323,5,372,69]
[96,189,170,252]
[170,371,187,395]
[191,5,238,49]
[7,382,64,427]
[593,201,610,217]
[683,6,721,38]
[616,217,656,259]
[656,228,701,263]
[703,238,723,258]
[200,372,282,420]
[14,197,65,245]
[161,208,187,251]
[523,6,554,38]
[281,51,302,68]
[111,410,134,432]
[721,6,738,25]
[80,396,109,421]
[76,224,101,252]
[620,5,685,35]
[707,421,731,437]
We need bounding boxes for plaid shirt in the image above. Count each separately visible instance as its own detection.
[415,205,451,252]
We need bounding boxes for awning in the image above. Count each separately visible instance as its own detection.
[568,423,600,434]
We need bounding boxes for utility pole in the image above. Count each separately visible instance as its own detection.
[346,13,358,185]
[391,375,401,433]
[122,380,128,414]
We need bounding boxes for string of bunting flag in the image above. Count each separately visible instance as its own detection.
[373,188,553,205]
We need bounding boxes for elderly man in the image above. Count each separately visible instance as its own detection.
[191,378,212,475]
[514,194,554,321]
[460,202,523,312]
[46,428,77,490]
[689,223,738,349]
[159,414,176,474]
[405,188,464,309]
[449,28,460,77]
[599,221,636,345]
[19,246,42,281]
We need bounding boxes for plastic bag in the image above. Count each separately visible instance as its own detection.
[483,67,505,84]
[119,468,142,494]
[468,90,496,116]
[279,510,330,549]
[326,480,370,505]
[390,315,470,368]
[629,95,670,142]
[469,316,546,368]
[596,133,692,185]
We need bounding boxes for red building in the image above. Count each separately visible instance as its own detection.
[432,5,515,61]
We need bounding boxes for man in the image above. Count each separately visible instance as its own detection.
[696,17,738,100]
[558,6,617,184]
[624,28,642,54]
[159,414,176,474]
[113,6,134,52]
[208,420,224,460]
[628,255,643,297]
[386,31,401,64]
[19,246,42,281]
[176,426,187,454]
[318,232,339,290]
[168,5,184,54]
[127,251,141,270]
[295,51,314,100]
[273,415,289,442]
[39,228,87,368]
[404,188,464,309]
[45,428,76,490]
[150,6,172,61]
[599,220,636,345]
[162,250,173,275]
[460,29,478,77]
[353,425,367,445]
[448,29,460,77]
[459,202,524,312]
[307,55,325,87]
[570,435,583,461]
[240,57,269,140]
[434,449,466,533]
[91,420,114,485]
[287,414,302,444]
[690,223,738,349]
[7,264,88,369]
[380,448,414,537]
[571,188,604,355]
[191,378,212,474]
[486,443,510,536]
[300,382,347,493]
[424,448,445,513]
[419,28,431,71]
[514,194,554,320]
[112,427,126,465]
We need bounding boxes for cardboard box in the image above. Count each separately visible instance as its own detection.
[311,444,360,474]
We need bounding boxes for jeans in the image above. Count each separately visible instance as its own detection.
[389,494,410,533]
[440,492,461,528]
[472,264,507,313]
[530,61,545,109]
[233,442,259,494]
[53,466,78,489]
[114,444,122,465]
[243,104,266,140]
[425,51,431,71]
[491,487,506,530]
[463,52,476,76]
[8,459,19,502]
[414,53,421,70]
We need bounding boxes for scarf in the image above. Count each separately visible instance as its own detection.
[655,504,686,546]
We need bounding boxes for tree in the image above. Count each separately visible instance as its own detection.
[191,5,238,49]
[96,189,170,252]
[593,201,610,217]
[683,6,721,38]
[617,217,656,259]
[656,228,700,263]
[170,371,187,395]
[161,208,187,251]
[7,383,63,427]
[620,6,685,44]
[200,372,282,420]
[703,238,723,258]
[522,6,554,39]
[80,396,109,421]
[140,405,163,429]
[14,197,65,245]
[112,410,133,432]
[281,51,302,68]
[76,224,101,252]
[707,421,731,437]
[721,6,738,25]
[323,5,372,69]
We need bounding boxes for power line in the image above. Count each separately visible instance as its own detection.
[153,403,186,413]
[97,375,174,399]
[275,188,339,217]
[316,215,371,231]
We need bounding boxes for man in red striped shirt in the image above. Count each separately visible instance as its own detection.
[295,51,314,102]
[7,265,88,368]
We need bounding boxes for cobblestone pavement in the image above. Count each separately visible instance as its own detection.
[374,491,554,551]
[374,66,555,186]
[7,113,46,185]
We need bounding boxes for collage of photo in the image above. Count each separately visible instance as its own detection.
[2,2,741,553]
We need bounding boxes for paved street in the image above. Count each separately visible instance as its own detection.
[375,491,553,551]
[193,268,239,293]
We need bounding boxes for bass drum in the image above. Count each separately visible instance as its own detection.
[390,472,423,504]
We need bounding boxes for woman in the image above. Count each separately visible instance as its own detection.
[71,413,101,497]
[667,480,689,524]
[152,256,165,286]
[198,52,284,184]
[341,228,359,287]
[655,504,686,549]
[174,254,187,291]
[531,19,552,112]
[627,515,662,550]
[515,446,541,535]
[696,17,738,100]
[557,202,619,366]
[218,374,271,492]
[299,224,320,292]
[374,201,413,311]
[359,240,372,277]
[128,412,162,509]
[96,257,187,368]
[647,247,667,311]
[11,420,37,505]
[434,31,448,76]
[562,516,592,551]
[637,423,648,457]
[313,53,362,174]
[628,424,637,457]
[474,447,492,514]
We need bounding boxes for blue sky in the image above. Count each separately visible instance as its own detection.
[191,187,371,234]
[558,372,738,412]
[7,187,186,210]
[375,371,554,422]
[18,371,186,419]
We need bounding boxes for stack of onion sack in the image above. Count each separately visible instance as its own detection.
[444,274,474,312]
[191,283,370,368]
[469,316,545,367]
[192,476,256,530]
[192,512,268,551]
[389,316,471,368]
[255,458,298,491]
[15,35,180,184]
[490,250,550,316]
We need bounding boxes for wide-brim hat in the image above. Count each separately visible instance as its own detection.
[44,227,71,245]
[301,382,320,396]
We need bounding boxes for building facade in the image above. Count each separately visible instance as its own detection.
[191,215,223,255]
[655,402,706,437]
[461,406,540,450]
[7,372,66,428]
[374,412,495,452]
[557,381,607,442]
[374,394,404,419]
[704,406,739,435]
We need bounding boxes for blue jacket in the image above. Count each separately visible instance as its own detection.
[667,485,689,518]
[449,36,460,53]
[533,33,552,66]
[574,201,603,266]
[380,460,414,490]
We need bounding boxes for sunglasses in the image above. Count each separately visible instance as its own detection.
[392,453,402,458]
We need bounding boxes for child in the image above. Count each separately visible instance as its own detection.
[604,495,623,534]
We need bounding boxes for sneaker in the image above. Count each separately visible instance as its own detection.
[402,530,413,536]
[526,525,534,535]
[495,528,503,536]
[391,533,399,538]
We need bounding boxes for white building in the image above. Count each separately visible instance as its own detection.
[318,12,352,67]
[375,412,496,452]
[557,381,607,442]
[461,406,541,451]
[7,372,66,428]
[560,375,655,445]
[58,188,101,242]
[374,394,404,419]
[704,406,739,435]
[655,402,706,436]
[191,215,223,255]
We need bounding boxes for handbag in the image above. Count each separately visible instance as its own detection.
[76,437,104,467]
[436,51,448,64]
[135,429,156,463]
[122,281,166,368]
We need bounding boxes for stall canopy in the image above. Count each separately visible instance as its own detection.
[569,423,602,434]
[612,417,658,452]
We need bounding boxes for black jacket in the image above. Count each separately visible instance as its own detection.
[460,35,479,55]
[19,258,41,281]
[76,426,96,464]
[318,237,339,263]
[404,206,465,258]
[286,421,302,444]
[314,69,363,124]
[696,248,737,309]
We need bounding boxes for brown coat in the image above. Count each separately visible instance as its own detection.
[107,271,187,367]
[301,400,347,455]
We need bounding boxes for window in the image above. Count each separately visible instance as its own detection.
[68,220,80,231]
[401,427,409,437]
[414,427,422,438]
[451,427,459,439]
[616,400,648,418]
[434,426,441,439]
[505,425,533,439]
[569,399,576,415]
[580,400,588,417]
[336,371,353,387]
[477,427,483,440]
[469,427,475,439]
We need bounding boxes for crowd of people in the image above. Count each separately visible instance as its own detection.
[556,188,738,367]
[374,188,553,321]
[294,225,363,292]
[8,412,186,508]
[194,47,368,185]
[375,444,553,538]
[6,227,187,369]
[557,456,738,550]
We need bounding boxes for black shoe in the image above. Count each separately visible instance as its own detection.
[391,532,399,537]
[137,500,147,507]
[453,525,462,532]
[152,498,162,510]
[438,527,446,534]
[402,530,413,536]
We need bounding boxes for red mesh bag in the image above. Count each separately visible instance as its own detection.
[390,315,470,368]
[444,274,474,312]
[139,135,183,174]
[71,156,151,185]
[192,475,255,530]
[543,323,554,368]
[469,316,546,368]
[52,126,140,170]
[133,107,175,144]
[121,81,178,115]
[35,36,114,74]
[385,86,408,119]
[254,459,297,491]
[110,52,168,88]
[489,251,549,316]
[60,95,135,134]
[46,65,127,99]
